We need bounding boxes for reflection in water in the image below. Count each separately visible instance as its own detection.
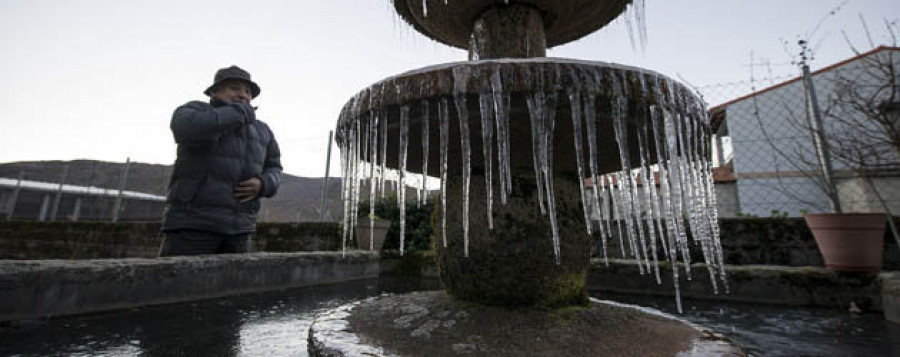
[0,279,387,357]
[594,292,898,357]
[1,279,896,356]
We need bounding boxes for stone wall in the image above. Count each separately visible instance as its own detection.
[594,217,900,270]
[0,221,342,259]
[0,251,379,321]
[588,259,885,311]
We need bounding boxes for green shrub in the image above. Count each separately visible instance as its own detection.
[358,193,436,252]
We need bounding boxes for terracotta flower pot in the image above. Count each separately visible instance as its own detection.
[804,213,887,273]
[355,219,392,251]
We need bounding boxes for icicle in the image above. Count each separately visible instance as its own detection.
[652,79,687,313]
[379,109,388,198]
[490,68,511,205]
[369,111,379,251]
[399,105,410,255]
[422,0,427,17]
[355,115,367,248]
[525,67,561,264]
[664,82,693,280]
[526,92,547,215]
[608,75,638,264]
[583,91,609,265]
[421,98,430,206]
[452,66,472,257]
[340,125,352,256]
[622,2,637,52]
[635,0,648,48]
[636,75,663,284]
[478,90,494,229]
[439,98,450,248]
[543,90,561,265]
[351,120,362,251]
[568,88,593,236]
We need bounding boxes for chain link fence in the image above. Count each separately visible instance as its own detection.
[700,47,900,218]
[0,159,345,223]
[0,160,170,222]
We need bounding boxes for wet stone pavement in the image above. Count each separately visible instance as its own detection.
[1,279,898,356]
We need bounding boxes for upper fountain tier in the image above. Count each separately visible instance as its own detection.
[394,0,632,58]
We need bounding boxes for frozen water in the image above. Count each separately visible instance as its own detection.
[399,104,410,255]
[439,98,450,248]
[453,66,473,257]
[420,99,430,207]
[478,91,494,229]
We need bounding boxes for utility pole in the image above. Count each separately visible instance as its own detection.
[799,40,842,214]
[320,131,334,222]
[112,157,131,222]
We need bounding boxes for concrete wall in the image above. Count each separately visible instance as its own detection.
[715,181,739,218]
[0,221,342,259]
[0,251,379,322]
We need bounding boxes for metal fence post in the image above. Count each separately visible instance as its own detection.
[50,164,69,221]
[5,170,24,221]
[320,130,334,222]
[799,40,842,214]
[72,197,82,221]
[112,157,131,222]
[38,194,51,221]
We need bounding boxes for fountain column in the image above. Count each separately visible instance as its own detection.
[469,4,546,59]
[440,170,591,307]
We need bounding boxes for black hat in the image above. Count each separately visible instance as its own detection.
[203,65,261,98]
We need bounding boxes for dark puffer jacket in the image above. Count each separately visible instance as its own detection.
[162,98,282,235]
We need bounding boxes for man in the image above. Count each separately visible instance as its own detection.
[159,65,282,256]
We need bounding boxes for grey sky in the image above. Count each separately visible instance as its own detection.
[0,0,897,177]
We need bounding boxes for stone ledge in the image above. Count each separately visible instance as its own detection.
[0,251,379,322]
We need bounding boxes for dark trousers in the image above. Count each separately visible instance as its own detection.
[158,229,252,257]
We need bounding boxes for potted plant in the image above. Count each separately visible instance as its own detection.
[792,38,896,272]
[804,212,886,272]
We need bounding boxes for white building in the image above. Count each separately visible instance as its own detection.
[709,46,900,217]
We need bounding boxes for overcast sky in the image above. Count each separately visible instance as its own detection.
[0,0,897,178]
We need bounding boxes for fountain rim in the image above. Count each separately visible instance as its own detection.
[335,57,700,132]
[367,57,663,86]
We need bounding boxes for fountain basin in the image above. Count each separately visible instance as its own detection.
[392,0,632,50]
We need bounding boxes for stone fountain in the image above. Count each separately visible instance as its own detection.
[311,1,743,355]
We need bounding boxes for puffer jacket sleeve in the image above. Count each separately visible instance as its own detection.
[170,101,249,143]
[259,124,282,198]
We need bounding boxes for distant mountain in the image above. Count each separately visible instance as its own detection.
[0,160,345,222]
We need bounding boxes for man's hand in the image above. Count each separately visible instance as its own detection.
[232,103,256,124]
[235,177,262,202]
